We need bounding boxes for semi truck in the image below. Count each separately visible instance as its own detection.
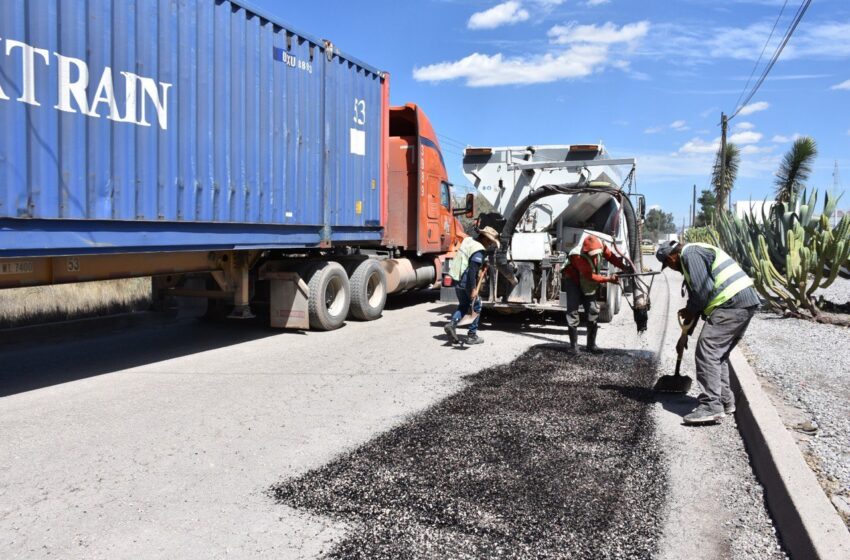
[0,0,470,330]
[443,144,645,322]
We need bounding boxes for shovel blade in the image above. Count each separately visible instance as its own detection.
[457,312,478,327]
[653,374,693,394]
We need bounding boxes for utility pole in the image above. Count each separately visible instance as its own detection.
[692,184,697,226]
[719,112,728,211]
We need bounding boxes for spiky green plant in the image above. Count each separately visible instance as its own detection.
[714,189,850,321]
[775,137,817,204]
[712,143,740,212]
[684,226,718,245]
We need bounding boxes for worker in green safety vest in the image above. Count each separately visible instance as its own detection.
[656,240,761,425]
[444,226,501,345]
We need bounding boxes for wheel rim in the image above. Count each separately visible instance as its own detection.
[366,271,385,308]
[325,275,346,316]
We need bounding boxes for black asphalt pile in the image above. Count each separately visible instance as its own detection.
[271,346,666,559]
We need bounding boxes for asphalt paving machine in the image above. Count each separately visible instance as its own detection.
[442,144,655,331]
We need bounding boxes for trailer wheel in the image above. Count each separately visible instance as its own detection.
[348,259,387,321]
[598,283,620,323]
[307,261,350,331]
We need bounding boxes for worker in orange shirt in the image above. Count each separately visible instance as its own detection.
[562,234,632,354]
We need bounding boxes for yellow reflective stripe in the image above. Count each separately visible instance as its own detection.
[714,260,739,285]
[705,276,754,315]
[710,254,734,272]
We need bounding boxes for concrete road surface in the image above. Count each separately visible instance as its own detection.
[0,272,785,559]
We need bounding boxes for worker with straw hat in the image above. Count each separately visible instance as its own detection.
[444,226,500,345]
[656,240,761,425]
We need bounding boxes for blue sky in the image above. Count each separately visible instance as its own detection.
[251,0,850,223]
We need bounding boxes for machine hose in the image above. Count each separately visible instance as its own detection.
[495,182,622,285]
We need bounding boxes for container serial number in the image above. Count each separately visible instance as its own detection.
[0,261,34,275]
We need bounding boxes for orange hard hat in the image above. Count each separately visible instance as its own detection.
[582,235,604,256]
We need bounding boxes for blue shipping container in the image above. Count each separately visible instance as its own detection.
[0,0,385,256]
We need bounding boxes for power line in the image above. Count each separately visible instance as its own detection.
[730,0,812,120]
[436,133,470,149]
[731,0,789,114]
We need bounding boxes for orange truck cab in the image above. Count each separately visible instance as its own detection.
[385,104,466,257]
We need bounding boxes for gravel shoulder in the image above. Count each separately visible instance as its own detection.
[739,284,850,529]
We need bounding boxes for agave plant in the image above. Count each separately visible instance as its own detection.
[714,189,850,322]
[775,137,817,204]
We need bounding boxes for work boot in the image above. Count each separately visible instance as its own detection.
[466,333,484,345]
[585,323,603,355]
[567,326,579,354]
[444,322,460,344]
[683,405,725,425]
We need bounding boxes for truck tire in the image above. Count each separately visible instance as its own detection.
[348,259,387,321]
[307,261,350,331]
[598,283,620,323]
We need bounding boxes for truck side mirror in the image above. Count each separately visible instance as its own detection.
[464,193,474,218]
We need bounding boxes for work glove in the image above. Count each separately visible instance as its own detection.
[677,307,697,323]
[608,274,619,284]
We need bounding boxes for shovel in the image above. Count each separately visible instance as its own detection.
[457,264,489,327]
[653,315,697,393]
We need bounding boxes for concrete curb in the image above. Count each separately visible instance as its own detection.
[729,348,850,560]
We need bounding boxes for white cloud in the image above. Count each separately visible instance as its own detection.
[638,21,850,64]
[772,133,801,143]
[644,126,663,134]
[670,120,689,131]
[700,107,719,119]
[586,0,611,5]
[549,21,649,45]
[679,137,720,155]
[414,20,649,87]
[847,129,850,136]
[729,131,763,145]
[734,121,755,131]
[468,1,530,30]
[740,145,774,155]
[831,79,850,90]
[737,101,769,116]
[413,45,610,86]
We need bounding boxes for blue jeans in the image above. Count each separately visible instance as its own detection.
[451,287,482,335]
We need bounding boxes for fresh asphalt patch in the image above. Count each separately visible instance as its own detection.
[271,345,666,559]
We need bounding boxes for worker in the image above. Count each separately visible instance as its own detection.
[562,234,631,354]
[656,240,761,425]
[444,226,501,345]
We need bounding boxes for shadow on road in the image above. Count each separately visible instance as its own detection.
[0,317,280,398]
[271,345,666,559]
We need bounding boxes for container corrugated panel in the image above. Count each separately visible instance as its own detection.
[0,0,384,256]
